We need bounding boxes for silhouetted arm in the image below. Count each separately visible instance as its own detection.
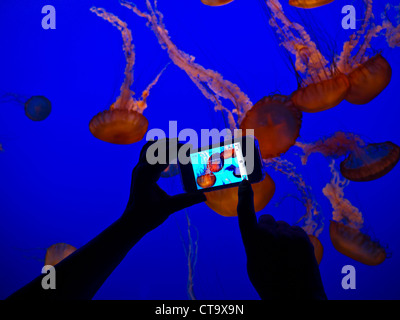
[237,180,327,300]
[7,140,206,300]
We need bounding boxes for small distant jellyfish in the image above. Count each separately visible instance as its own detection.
[201,0,234,6]
[89,7,167,145]
[44,243,77,271]
[289,0,334,9]
[0,93,51,121]
[296,132,400,182]
[323,161,386,265]
[240,95,302,159]
[24,96,52,121]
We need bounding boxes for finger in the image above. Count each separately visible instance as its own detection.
[237,180,257,245]
[166,192,207,214]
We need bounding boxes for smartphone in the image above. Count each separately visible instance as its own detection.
[179,136,265,193]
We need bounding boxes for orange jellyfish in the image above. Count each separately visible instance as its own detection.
[89,7,167,144]
[296,132,400,182]
[240,95,302,159]
[323,161,386,265]
[124,0,276,217]
[201,0,235,6]
[265,157,324,264]
[289,0,334,9]
[44,243,77,271]
[341,141,400,182]
[161,163,180,178]
[265,0,391,111]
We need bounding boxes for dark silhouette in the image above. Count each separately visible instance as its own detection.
[7,139,326,300]
[7,140,206,300]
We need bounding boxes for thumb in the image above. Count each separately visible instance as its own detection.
[237,180,257,246]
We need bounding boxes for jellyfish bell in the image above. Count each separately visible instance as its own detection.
[44,243,77,271]
[291,74,350,113]
[24,95,52,121]
[330,221,386,266]
[264,0,352,113]
[201,0,234,6]
[240,95,302,159]
[308,235,323,264]
[345,54,392,105]
[289,0,334,9]
[340,141,400,182]
[89,108,148,144]
[205,173,275,217]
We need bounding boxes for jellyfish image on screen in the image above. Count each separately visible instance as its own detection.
[263,0,392,111]
[288,0,334,9]
[221,146,236,159]
[122,0,253,131]
[161,163,180,178]
[323,161,386,265]
[44,243,77,271]
[201,0,234,6]
[296,132,400,182]
[0,93,51,121]
[89,7,167,144]
[382,4,400,48]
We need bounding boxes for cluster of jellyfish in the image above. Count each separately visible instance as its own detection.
[0,93,52,151]
[21,0,399,298]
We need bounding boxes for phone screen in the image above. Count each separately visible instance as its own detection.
[189,142,248,190]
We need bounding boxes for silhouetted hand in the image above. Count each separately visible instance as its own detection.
[122,139,206,235]
[237,180,327,300]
